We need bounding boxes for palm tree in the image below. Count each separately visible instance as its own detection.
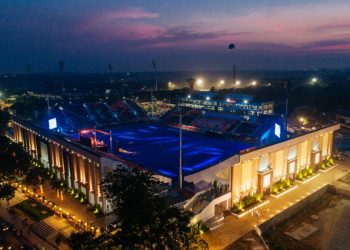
[50,178,66,201]
[24,167,48,194]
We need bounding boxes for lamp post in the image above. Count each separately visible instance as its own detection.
[299,117,306,128]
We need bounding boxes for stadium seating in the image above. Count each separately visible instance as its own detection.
[48,99,146,133]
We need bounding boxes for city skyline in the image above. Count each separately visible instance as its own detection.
[1,0,350,72]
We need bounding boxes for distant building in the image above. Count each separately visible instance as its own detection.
[178,93,273,116]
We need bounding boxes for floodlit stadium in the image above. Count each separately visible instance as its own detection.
[11,98,339,223]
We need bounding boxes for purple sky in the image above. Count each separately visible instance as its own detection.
[1,0,350,72]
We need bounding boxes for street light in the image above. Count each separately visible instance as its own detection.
[252,81,257,86]
[243,99,248,104]
[299,117,307,128]
[219,79,225,85]
[235,80,241,86]
[206,96,210,101]
[311,77,318,84]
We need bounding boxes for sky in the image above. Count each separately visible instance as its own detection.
[0,0,350,72]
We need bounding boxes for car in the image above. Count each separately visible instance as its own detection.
[20,244,33,250]
[12,228,22,237]
[0,221,9,232]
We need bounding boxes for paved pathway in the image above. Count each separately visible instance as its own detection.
[41,182,115,228]
[0,191,58,250]
[202,163,350,250]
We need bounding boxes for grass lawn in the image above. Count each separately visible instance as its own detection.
[15,198,54,221]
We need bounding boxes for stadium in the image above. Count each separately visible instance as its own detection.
[11,96,339,223]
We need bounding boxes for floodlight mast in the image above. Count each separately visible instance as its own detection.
[284,79,291,139]
[179,110,183,190]
[228,43,236,88]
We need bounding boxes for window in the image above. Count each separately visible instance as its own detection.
[263,174,270,188]
[289,161,295,174]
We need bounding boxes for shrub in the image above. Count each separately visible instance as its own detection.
[321,157,335,170]
[272,178,293,194]
[88,204,103,216]
[296,167,314,181]
[232,193,264,214]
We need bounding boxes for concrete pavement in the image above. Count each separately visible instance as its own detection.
[202,163,350,250]
[0,191,58,250]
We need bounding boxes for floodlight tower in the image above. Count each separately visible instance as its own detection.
[283,79,291,138]
[179,112,183,190]
[59,60,65,95]
[152,60,158,91]
[228,43,236,88]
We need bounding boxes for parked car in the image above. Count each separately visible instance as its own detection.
[0,220,9,232]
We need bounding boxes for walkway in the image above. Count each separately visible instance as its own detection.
[0,191,67,250]
[41,182,114,228]
[202,163,350,250]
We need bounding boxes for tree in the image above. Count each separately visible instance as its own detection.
[102,167,208,249]
[24,166,49,193]
[0,110,10,135]
[50,178,66,200]
[67,232,96,250]
[0,183,16,206]
[0,137,30,178]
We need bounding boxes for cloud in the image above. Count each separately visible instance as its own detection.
[77,7,160,34]
[95,7,159,20]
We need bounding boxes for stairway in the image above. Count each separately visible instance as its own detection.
[30,221,57,240]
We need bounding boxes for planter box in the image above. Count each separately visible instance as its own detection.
[270,185,298,198]
[232,200,270,218]
[295,173,320,184]
[319,163,338,173]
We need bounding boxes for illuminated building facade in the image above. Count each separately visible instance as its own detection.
[11,116,339,221]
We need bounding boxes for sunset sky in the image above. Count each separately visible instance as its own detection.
[1,0,350,72]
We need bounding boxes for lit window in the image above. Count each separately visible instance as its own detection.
[263,174,270,188]
[289,161,295,174]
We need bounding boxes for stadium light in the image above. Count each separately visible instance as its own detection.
[168,82,175,90]
[187,95,191,98]
[252,81,257,86]
[243,99,248,104]
[206,96,210,101]
[197,79,204,86]
[219,79,225,85]
[235,80,241,86]
[311,77,318,84]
